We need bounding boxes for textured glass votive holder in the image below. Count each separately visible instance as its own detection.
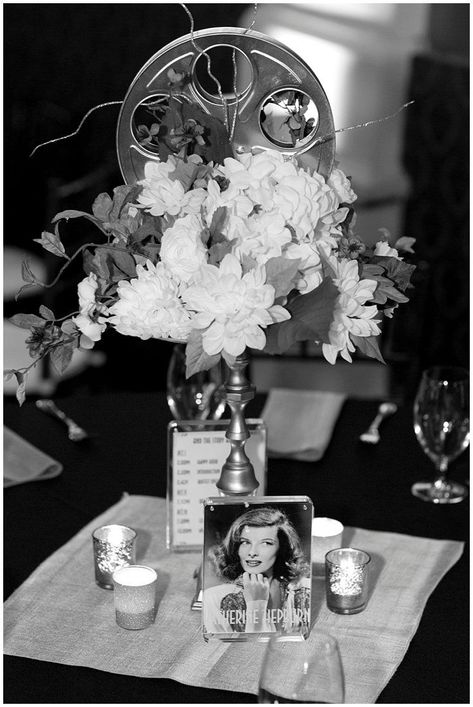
[112,565,158,630]
[325,547,371,615]
[312,517,344,575]
[92,524,136,589]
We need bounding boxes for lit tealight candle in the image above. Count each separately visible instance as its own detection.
[325,547,371,614]
[311,517,344,574]
[113,565,158,630]
[92,524,136,590]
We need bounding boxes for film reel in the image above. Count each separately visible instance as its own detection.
[116,27,335,184]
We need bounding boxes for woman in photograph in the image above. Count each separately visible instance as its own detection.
[203,506,311,634]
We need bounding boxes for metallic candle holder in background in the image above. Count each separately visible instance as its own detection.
[92,524,136,589]
[325,547,371,615]
[312,517,344,575]
[113,565,158,630]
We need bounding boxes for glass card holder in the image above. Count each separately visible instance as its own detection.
[202,495,313,642]
[166,419,267,552]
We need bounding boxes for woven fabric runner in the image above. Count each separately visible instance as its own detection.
[4,495,463,703]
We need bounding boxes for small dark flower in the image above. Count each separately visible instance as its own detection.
[136,123,160,147]
[169,119,206,152]
[337,236,366,260]
[25,324,60,358]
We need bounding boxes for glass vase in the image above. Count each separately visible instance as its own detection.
[166,344,226,421]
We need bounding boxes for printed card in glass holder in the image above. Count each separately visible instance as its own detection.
[167,419,267,552]
[202,495,313,642]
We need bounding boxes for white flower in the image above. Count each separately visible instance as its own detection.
[231,211,292,265]
[72,273,107,348]
[284,242,323,294]
[160,214,208,283]
[327,168,357,205]
[137,158,206,216]
[322,259,380,364]
[374,240,400,259]
[182,254,290,357]
[217,149,354,243]
[204,178,253,224]
[108,261,192,341]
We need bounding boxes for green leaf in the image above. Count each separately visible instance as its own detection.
[240,254,258,274]
[265,257,301,299]
[209,206,228,238]
[370,256,416,292]
[128,219,162,245]
[14,371,26,406]
[168,159,201,191]
[21,259,40,285]
[50,341,75,375]
[15,283,39,301]
[371,279,409,305]
[361,263,385,278]
[92,192,113,221]
[52,209,98,223]
[3,369,15,381]
[109,185,142,222]
[32,231,68,259]
[264,277,339,355]
[39,305,55,320]
[84,248,137,283]
[208,239,235,266]
[350,335,386,364]
[185,330,221,378]
[9,313,46,329]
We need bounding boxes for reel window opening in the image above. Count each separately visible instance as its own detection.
[260,89,319,148]
[193,45,253,102]
[131,94,172,155]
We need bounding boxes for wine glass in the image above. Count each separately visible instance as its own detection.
[258,631,345,704]
[412,366,469,504]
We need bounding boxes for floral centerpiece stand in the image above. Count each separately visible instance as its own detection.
[6,27,415,497]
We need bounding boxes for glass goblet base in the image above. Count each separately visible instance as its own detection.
[411,479,468,504]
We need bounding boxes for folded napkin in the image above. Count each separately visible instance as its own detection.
[262,388,346,461]
[4,426,63,487]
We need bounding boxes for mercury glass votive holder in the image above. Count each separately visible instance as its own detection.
[92,524,137,589]
[112,565,158,630]
[312,517,344,575]
[325,547,371,615]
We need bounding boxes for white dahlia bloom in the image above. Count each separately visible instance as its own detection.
[108,261,192,341]
[322,259,381,364]
[230,211,292,265]
[72,273,108,348]
[159,214,208,283]
[137,158,206,217]
[182,254,290,357]
[215,149,355,244]
[327,168,357,205]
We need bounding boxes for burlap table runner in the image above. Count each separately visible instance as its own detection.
[4,494,463,703]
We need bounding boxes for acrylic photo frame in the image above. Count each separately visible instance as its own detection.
[202,495,313,642]
[166,419,267,552]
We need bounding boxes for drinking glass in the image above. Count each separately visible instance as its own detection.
[166,343,226,421]
[258,631,345,704]
[412,366,469,504]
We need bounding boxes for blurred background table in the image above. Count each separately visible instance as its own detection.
[4,391,468,704]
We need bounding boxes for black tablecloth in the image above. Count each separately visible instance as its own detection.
[4,392,469,704]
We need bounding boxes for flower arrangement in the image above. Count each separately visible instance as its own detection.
[6,73,415,405]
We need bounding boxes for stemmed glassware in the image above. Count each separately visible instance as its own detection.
[412,366,469,504]
[258,631,345,704]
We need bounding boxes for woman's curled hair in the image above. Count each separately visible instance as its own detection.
[208,506,309,582]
